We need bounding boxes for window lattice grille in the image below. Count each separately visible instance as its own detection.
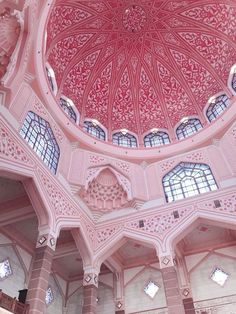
[163,162,218,203]
[83,121,106,140]
[206,94,229,122]
[60,97,77,123]
[176,118,202,140]
[20,111,60,174]
[144,131,170,147]
[46,67,55,92]
[112,132,137,148]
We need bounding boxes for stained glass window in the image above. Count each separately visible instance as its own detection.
[163,162,218,203]
[112,131,137,148]
[83,121,106,140]
[20,112,60,174]
[176,118,202,140]
[206,94,229,122]
[144,131,170,147]
[232,72,236,92]
[60,97,77,123]
[0,259,12,279]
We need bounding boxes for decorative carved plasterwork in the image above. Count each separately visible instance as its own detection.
[88,154,131,175]
[80,168,130,212]
[0,123,34,166]
[46,0,236,137]
[83,271,99,287]
[197,193,236,214]
[36,233,56,251]
[160,149,209,174]
[37,169,80,217]
[0,7,21,79]
[194,294,236,313]
[33,99,64,143]
[85,166,132,200]
[92,190,236,252]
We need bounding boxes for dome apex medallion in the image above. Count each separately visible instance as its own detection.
[122,5,147,32]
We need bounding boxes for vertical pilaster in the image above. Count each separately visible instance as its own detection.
[82,285,98,314]
[82,268,99,314]
[26,233,56,314]
[160,255,185,314]
[183,298,195,314]
[114,271,125,313]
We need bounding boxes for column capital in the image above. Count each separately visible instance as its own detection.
[36,233,57,251]
[159,254,175,269]
[115,299,125,311]
[181,286,192,299]
[83,266,100,288]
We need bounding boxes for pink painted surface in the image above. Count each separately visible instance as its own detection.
[0,7,20,78]
[46,0,235,141]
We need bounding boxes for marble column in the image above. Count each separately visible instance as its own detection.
[160,256,185,314]
[26,233,56,314]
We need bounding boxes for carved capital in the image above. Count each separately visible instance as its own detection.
[83,266,100,287]
[36,233,57,251]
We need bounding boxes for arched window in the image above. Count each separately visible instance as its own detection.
[206,94,229,122]
[162,162,218,203]
[59,97,77,123]
[144,131,170,147]
[176,118,202,140]
[83,120,106,140]
[232,71,236,92]
[20,112,60,174]
[112,131,137,148]
[46,66,58,94]
[46,67,55,92]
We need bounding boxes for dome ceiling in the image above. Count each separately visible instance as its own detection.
[46,0,236,138]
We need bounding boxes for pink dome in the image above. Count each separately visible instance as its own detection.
[46,0,236,140]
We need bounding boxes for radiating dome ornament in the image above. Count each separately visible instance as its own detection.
[46,0,236,150]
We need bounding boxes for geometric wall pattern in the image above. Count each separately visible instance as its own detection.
[46,0,236,139]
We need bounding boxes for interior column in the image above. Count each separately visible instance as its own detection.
[82,268,99,314]
[26,233,56,314]
[183,297,195,314]
[160,256,185,314]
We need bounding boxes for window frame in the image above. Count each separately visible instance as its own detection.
[176,118,203,140]
[205,94,230,122]
[112,130,138,148]
[83,120,106,141]
[20,111,60,174]
[45,286,54,306]
[45,63,58,95]
[0,258,12,281]
[162,162,218,203]
[228,64,236,95]
[144,130,170,147]
[59,96,78,123]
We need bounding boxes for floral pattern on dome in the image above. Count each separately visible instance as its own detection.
[122,5,147,33]
[46,0,236,140]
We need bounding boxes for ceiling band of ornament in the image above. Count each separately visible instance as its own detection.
[43,0,236,152]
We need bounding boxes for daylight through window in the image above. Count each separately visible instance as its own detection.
[162,162,218,203]
[20,111,60,174]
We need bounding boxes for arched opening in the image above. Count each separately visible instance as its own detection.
[172,218,236,313]
[93,234,166,313]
